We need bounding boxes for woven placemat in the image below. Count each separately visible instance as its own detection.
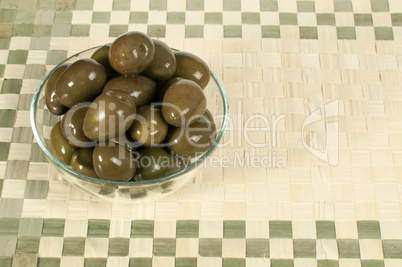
[1,0,402,266]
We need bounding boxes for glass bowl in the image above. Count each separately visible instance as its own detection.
[30,46,229,201]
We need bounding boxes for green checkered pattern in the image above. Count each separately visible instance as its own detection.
[2,0,402,266]
[0,0,401,40]
[1,219,402,266]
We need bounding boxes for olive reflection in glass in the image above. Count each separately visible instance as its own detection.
[108,31,155,75]
[135,147,173,181]
[162,79,206,127]
[83,90,136,141]
[93,141,136,182]
[174,51,210,89]
[167,118,217,158]
[50,121,78,166]
[55,58,107,107]
[60,103,96,148]
[71,148,98,178]
[129,105,168,147]
[45,63,70,115]
[142,39,177,81]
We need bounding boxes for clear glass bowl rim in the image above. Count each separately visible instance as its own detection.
[30,46,229,185]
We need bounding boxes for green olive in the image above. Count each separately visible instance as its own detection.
[83,90,136,141]
[162,79,206,127]
[129,105,168,147]
[167,118,216,158]
[164,155,190,176]
[135,147,173,181]
[90,43,119,80]
[102,75,155,107]
[153,77,182,103]
[55,58,107,107]
[45,64,70,115]
[71,148,98,178]
[203,109,214,123]
[93,141,136,182]
[142,39,177,81]
[174,51,210,89]
[109,31,155,75]
[110,132,140,152]
[50,121,78,165]
[188,108,215,125]
[60,103,96,148]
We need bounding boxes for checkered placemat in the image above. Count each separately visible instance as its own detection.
[1,0,402,266]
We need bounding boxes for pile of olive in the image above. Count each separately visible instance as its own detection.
[46,31,217,182]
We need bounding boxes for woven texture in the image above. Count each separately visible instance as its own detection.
[1,0,402,266]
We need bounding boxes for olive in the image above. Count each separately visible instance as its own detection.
[50,121,78,165]
[167,118,217,158]
[142,39,177,81]
[90,43,119,80]
[153,77,182,103]
[188,108,214,125]
[71,148,98,178]
[164,155,190,176]
[162,79,206,127]
[45,64,70,115]
[60,103,96,148]
[109,31,155,75]
[135,147,172,181]
[83,90,136,141]
[55,58,107,107]
[110,131,139,152]
[129,105,168,147]
[203,109,214,123]
[103,75,155,107]
[93,141,136,182]
[174,51,210,89]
